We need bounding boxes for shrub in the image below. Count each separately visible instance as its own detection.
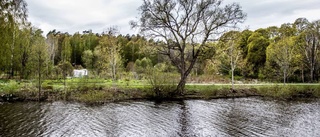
[1,80,20,94]
[256,85,319,99]
[146,68,179,98]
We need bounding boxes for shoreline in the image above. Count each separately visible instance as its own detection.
[1,85,319,104]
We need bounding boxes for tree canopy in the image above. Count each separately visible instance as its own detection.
[131,0,246,94]
[1,0,320,96]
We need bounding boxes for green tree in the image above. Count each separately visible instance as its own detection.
[245,31,270,78]
[61,36,72,62]
[238,30,253,59]
[266,37,297,84]
[132,0,246,94]
[135,57,153,74]
[57,61,73,91]
[294,18,310,82]
[71,32,84,65]
[29,28,48,100]
[82,50,94,69]
[94,28,122,80]
[82,30,99,51]
[7,0,28,78]
[17,27,32,79]
[296,19,320,82]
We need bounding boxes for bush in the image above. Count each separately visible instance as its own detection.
[1,80,20,94]
[76,90,111,103]
[256,85,319,99]
[146,68,179,98]
[312,85,320,97]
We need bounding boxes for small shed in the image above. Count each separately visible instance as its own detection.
[73,69,88,78]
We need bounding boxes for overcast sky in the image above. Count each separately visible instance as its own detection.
[26,0,320,36]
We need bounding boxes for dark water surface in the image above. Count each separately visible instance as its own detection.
[0,98,319,137]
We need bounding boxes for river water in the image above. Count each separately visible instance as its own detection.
[0,97,319,137]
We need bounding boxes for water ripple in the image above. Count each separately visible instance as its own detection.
[1,98,320,137]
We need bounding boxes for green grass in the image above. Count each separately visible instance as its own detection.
[43,78,148,89]
[0,80,20,94]
[255,84,320,99]
[1,78,320,103]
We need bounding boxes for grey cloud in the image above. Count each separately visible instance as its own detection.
[26,0,320,35]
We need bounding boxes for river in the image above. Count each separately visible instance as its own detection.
[0,97,319,137]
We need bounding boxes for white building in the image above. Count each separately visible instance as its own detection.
[73,69,88,78]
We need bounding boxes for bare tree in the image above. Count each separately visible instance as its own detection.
[46,30,58,65]
[132,0,246,94]
[296,20,320,82]
[216,30,242,90]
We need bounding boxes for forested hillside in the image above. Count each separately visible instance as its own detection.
[1,0,320,84]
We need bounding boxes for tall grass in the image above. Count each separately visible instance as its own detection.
[256,85,320,99]
[0,80,20,94]
[146,68,179,98]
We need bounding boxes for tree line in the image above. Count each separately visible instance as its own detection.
[215,18,320,84]
[1,0,320,89]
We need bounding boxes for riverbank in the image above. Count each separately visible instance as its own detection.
[1,81,320,104]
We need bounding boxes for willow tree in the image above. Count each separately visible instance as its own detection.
[132,0,246,94]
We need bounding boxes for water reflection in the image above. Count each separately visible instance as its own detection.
[0,98,320,137]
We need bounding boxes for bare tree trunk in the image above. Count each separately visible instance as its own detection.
[231,46,234,91]
[176,49,186,95]
[52,40,55,65]
[283,70,286,85]
[232,68,235,90]
[38,54,41,101]
[176,74,187,95]
[112,59,116,80]
[310,64,314,82]
[301,65,304,83]
[10,24,16,79]
[64,71,66,92]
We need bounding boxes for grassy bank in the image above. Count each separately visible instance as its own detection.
[255,84,320,99]
[0,79,150,104]
[1,79,320,104]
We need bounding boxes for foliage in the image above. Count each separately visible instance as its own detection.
[82,50,94,69]
[266,36,298,84]
[94,28,122,79]
[1,0,320,91]
[146,68,179,98]
[132,0,246,94]
[214,30,243,89]
[0,80,20,94]
[245,32,270,78]
[57,61,74,77]
[256,85,320,99]
[135,57,153,74]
